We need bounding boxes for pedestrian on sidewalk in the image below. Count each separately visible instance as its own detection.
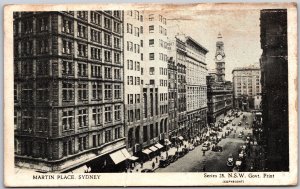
[155,156,158,163]
[152,162,155,170]
[140,161,143,168]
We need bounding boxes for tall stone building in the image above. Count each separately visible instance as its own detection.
[167,37,187,138]
[184,36,208,138]
[14,11,126,172]
[123,10,144,154]
[260,9,288,171]
[124,12,170,157]
[207,74,233,124]
[232,65,262,110]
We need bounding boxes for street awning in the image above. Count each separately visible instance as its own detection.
[164,139,171,145]
[178,136,184,140]
[110,150,127,164]
[142,149,152,155]
[121,148,131,159]
[128,156,139,161]
[155,143,164,149]
[149,146,158,152]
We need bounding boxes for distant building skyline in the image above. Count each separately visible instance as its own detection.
[166,9,262,81]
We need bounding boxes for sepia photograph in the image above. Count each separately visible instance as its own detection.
[3,2,298,187]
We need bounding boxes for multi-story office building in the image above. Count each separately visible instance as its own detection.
[14,11,126,172]
[207,74,233,124]
[232,65,261,110]
[167,57,177,138]
[124,12,169,156]
[260,9,288,171]
[141,12,169,148]
[167,37,187,138]
[184,36,208,138]
[123,10,144,154]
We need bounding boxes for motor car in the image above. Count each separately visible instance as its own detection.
[183,148,189,154]
[238,133,243,138]
[239,151,245,159]
[232,166,240,172]
[241,145,247,150]
[232,123,236,126]
[203,141,210,147]
[226,127,230,130]
[238,122,242,126]
[189,145,195,151]
[227,157,234,167]
[212,145,223,152]
[175,151,185,158]
[167,155,177,163]
[202,146,209,151]
[240,131,244,135]
[141,169,154,173]
[245,122,249,125]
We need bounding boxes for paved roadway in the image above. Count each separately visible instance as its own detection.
[156,112,254,172]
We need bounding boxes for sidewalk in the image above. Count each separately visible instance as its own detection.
[129,141,196,172]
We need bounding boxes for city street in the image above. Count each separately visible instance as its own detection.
[156,112,254,172]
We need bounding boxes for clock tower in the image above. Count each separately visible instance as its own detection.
[215,32,225,82]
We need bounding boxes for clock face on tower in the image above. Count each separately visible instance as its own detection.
[216,54,223,61]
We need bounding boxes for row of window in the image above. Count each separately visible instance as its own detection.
[62,38,121,57]
[126,41,140,53]
[127,94,141,104]
[159,79,168,87]
[62,82,122,102]
[16,124,122,158]
[148,14,167,25]
[126,60,141,71]
[127,109,141,123]
[127,10,143,22]
[127,76,141,86]
[127,23,143,36]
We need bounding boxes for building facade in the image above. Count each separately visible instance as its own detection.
[14,11,126,172]
[232,65,261,110]
[206,75,233,124]
[260,9,288,171]
[184,36,208,138]
[123,10,144,154]
[167,37,187,138]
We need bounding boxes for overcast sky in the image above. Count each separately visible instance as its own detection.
[166,8,262,81]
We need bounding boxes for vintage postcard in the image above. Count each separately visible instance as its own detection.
[3,2,298,187]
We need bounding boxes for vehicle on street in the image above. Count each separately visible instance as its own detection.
[227,155,234,167]
[183,148,189,155]
[202,146,209,151]
[189,145,195,151]
[232,166,239,172]
[238,133,243,138]
[246,122,249,125]
[212,145,223,152]
[141,169,154,172]
[167,155,177,163]
[238,122,242,126]
[175,151,185,158]
[203,141,210,147]
[226,127,230,130]
[232,123,236,126]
